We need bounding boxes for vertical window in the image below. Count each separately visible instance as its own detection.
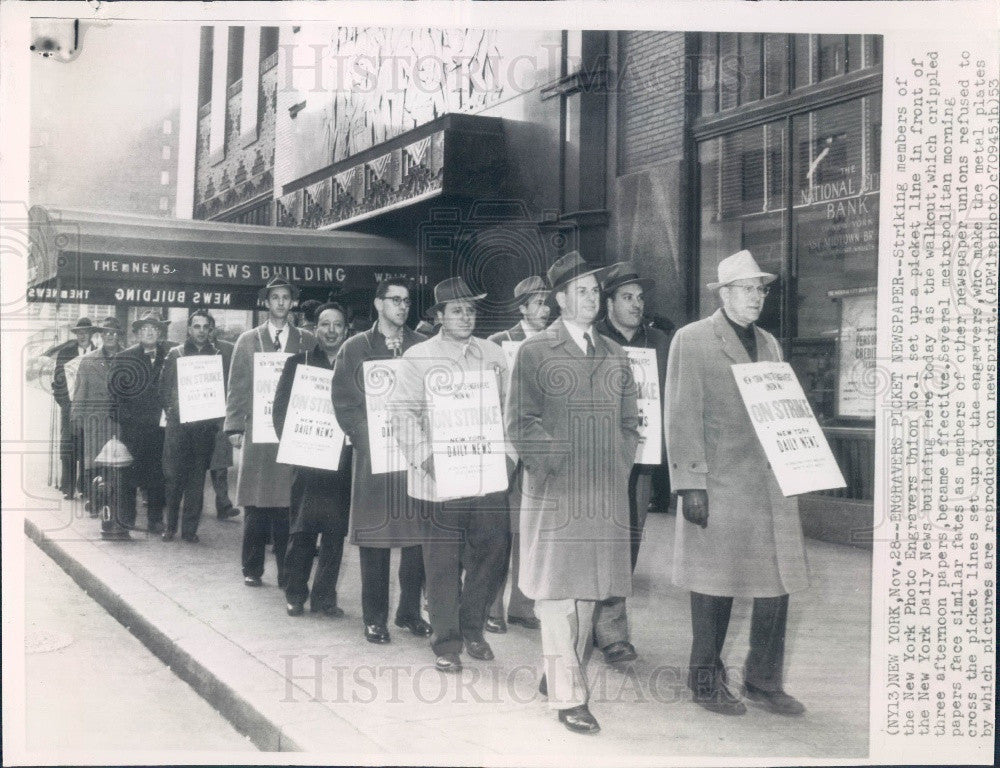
[698,33,718,117]
[197,26,213,107]
[260,27,278,63]
[160,170,171,186]
[719,33,739,110]
[162,145,171,161]
[159,196,169,211]
[738,34,763,105]
[227,27,244,87]
[563,92,581,213]
[817,35,846,81]
[793,35,814,90]
[162,119,173,135]
[763,34,789,97]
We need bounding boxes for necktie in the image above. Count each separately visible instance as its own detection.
[584,332,595,357]
[273,329,282,351]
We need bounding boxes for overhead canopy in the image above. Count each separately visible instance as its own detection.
[27,206,422,309]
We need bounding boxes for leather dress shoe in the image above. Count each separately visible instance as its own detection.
[508,614,540,630]
[161,531,176,541]
[244,576,263,587]
[484,616,507,634]
[742,683,805,716]
[181,533,200,543]
[538,674,548,697]
[364,624,391,644]
[464,638,494,661]
[101,529,132,541]
[435,653,463,673]
[395,616,432,636]
[312,604,345,619]
[558,704,600,734]
[692,683,746,716]
[287,602,305,617]
[601,641,638,664]
[217,507,241,520]
[148,522,165,535]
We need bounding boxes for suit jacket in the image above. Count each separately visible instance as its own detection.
[665,308,808,598]
[331,322,428,546]
[224,322,315,507]
[506,318,640,600]
[111,342,170,434]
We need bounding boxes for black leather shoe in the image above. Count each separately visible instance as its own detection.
[395,616,432,636]
[692,684,747,716]
[287,602,304,617]
[217,507,241,520]
[181,533,200,543]
[148,522,165,535]
[244,576,263,587]
[364,624,391,644]
[601,641,638,664]
[464,638,494,661]
[312,604,345,619]
[484,616,507,634]
[558,704,600,734]
[435,653,462,673]
[742,683,805,715]
[538,674,548,696]
[508,614,540,630]
[161,531,176,542]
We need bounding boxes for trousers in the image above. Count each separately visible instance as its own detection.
[285,531,344,610]
[536,599,598,709]
[688,591,789,695]
[164,426,216,538]
[241,506,290,584]
[358,545,425,626]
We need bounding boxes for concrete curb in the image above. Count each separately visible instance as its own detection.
[24,516,301,752]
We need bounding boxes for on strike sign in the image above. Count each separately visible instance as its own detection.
[176,355,226,423]
[731,361,846,497]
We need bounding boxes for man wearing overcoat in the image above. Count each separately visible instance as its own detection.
[506,252,640,734]
[273,302,351,618]
[483,275,550,634]
[389,277,511,674]
[71,317,125,516]
[160,309,232,542]
[52,317,97,499]
[225,276,315,587]
[666,249,808,717]
[331,278,430,645]
[592,262,672,664]
[109,311,172,534]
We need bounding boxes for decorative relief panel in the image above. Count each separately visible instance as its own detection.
[194,61,279,221]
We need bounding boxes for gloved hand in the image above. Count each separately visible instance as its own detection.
[421,454,436,482]
[680,489,709,529]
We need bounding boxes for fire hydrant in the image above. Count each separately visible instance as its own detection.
[92,436,134,541]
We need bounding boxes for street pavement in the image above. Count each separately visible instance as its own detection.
[21,473,873,763]
[23,537,256,758]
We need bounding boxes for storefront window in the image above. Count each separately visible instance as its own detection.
[764,34,789,97]
[739,34,763,105]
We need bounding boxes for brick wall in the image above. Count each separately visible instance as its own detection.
[617,31,687,175]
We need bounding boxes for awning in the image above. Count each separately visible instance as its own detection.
[26,206,422,309]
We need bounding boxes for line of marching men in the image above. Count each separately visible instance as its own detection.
[59,248,809,735]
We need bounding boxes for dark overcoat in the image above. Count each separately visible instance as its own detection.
[272,345,351,536]
[110,342,171,485]
[209,339,235,471]
[330,323,427,547]
[506,318,641,601]
[224,323,315,508]
[665,309,809,598]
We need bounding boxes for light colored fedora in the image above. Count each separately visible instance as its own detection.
[706,250,777,290]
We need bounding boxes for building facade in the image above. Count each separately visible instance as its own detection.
[190,27,882,542]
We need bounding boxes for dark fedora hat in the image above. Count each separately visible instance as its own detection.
[131,311,170,333]
[512,275,549,303]
[425,277,487,317]
[69,317,96,332]
[601,262,655,295]
[546,251,607,293]
[97,317,124,333]
[258,275,301,302]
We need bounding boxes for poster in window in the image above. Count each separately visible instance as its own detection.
[835,290,877,419]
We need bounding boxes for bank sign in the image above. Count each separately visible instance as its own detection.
[27,253,423,309]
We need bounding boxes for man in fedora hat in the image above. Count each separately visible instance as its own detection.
[507,252,640,734]
[389,276,511,674]
[331,277,430,646]
[71,317,125,517]
[483,275,551,634]
[52,317,98,499]
[665,249,808,717]
[225,276,315,587]
[108,311,173,534]
[590,262,673,664]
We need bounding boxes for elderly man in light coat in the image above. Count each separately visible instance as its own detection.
[507,252,640,735]
[665,249,808,718]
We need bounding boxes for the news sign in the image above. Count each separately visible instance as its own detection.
[731,361,846,497]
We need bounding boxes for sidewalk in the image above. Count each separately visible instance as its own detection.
[23,466,872,764]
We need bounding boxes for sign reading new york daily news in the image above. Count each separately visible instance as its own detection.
[276,364,345,470]
[732,361,846,496]
[176,355,226,423]
[623,346,662,465]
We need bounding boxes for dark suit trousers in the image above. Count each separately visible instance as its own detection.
[210,469,234,512]
[242,506,290,584]
[59,407,85,495]
[359,545,425,626]
[285,531,345,610]
[422,493,510,655]
[688,591,789,695]
[165,427,215,537]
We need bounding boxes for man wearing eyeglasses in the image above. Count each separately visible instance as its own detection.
[665,249,808,718]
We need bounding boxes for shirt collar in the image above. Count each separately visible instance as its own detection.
[518,320,541,338]
[562,320,595,354]
[722,309,755,338]
[267,320,288,349]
